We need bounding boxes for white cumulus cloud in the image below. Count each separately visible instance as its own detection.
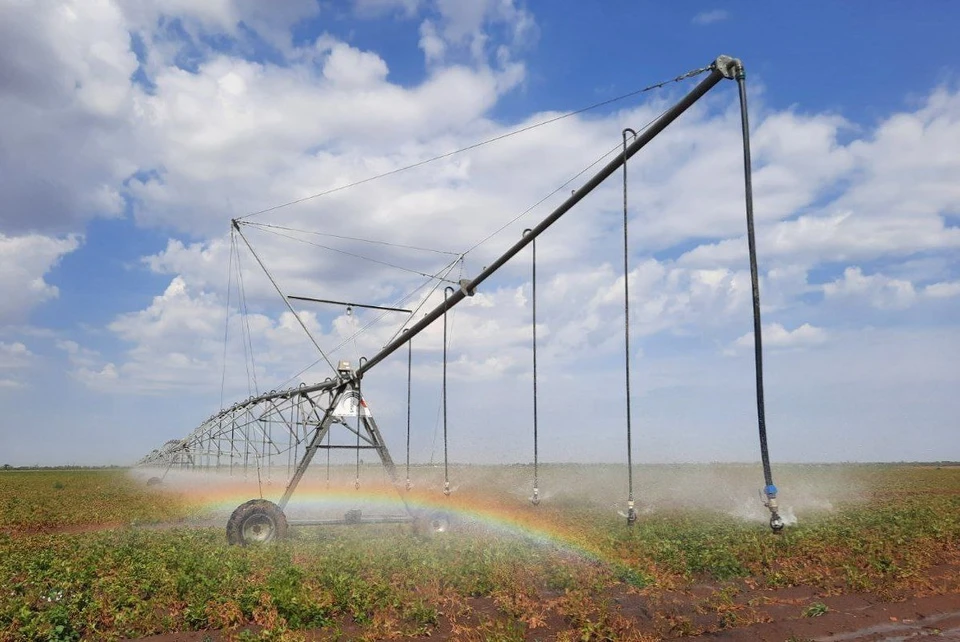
[735,322,827,350]
[692,9,729,25]
[823,267,918,310]
[0,233,81,324]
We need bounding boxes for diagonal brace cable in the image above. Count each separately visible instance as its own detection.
[233,220,338,375]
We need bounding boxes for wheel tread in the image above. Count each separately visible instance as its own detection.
[226,499,288,545]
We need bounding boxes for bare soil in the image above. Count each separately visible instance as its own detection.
[131,568,960,641]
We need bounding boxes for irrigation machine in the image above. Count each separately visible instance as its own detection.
[137,55,786,545]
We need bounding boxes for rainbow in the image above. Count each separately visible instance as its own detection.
[165,477,616,564]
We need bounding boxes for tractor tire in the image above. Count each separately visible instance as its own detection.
[226,499,288,546]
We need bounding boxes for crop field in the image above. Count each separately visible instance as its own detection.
[1,464,958,641]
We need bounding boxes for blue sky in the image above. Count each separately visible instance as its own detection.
[0,0,958,467]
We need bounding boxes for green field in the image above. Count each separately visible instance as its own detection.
[1,465,958,641]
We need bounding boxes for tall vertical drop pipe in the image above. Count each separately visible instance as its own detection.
[442,286,454,497]
[523,229,540,506]
[735,63,784,532]
[622,128,638,526]
[405,330,413,491]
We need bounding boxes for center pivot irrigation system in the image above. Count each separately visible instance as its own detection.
[138,55,786,544]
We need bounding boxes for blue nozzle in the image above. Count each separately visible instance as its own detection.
[765,484,778,498]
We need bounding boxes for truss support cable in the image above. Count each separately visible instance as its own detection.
[442,286,453,497]
[405,331,412,491]
[735,66,783,533]
[622,128,638,527]
[523,229,541,506]
[272,257,461,394]
[236,64,713,222]
[355,66,725,382]
[246,223,459,285]
[232,221,338,375]
[220,229,236,410]
[244,222,460,256]
[235,243,259,395]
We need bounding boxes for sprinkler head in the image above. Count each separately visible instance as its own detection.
[443,481,451,497]
[626,507,637,526]
[354,479,360,490]
[770,513,784,532]
[405,478,412,492]
[530,487,540,506]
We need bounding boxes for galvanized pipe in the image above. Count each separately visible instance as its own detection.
[356,65,726,379]
[203,59,730,407]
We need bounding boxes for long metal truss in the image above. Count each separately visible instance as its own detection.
[136,381,338,477]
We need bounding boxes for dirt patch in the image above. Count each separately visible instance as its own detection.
[129,582,960,641]
[699,592,960,641]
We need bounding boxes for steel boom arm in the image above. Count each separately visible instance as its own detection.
[356,57,736,378]
[239,55,737,402]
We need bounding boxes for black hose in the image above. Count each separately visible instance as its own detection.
[736,68,782,532]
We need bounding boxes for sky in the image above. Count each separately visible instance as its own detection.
[0,0,958,467]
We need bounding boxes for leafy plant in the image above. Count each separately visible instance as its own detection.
[802,602,829,618]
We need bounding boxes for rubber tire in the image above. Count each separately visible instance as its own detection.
[146,477,162,486]
[226,499,288,546]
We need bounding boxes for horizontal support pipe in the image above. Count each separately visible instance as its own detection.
[289,295,412,314]
[288,516,414,526]
[320,444,382,450]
